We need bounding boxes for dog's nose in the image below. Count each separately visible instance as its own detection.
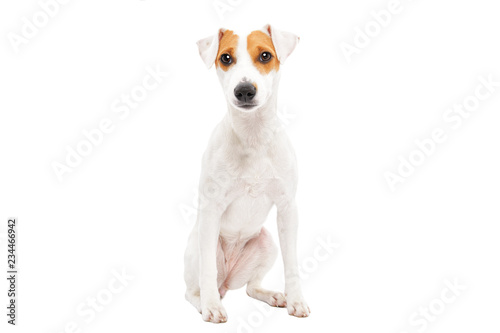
[234,82,256,102]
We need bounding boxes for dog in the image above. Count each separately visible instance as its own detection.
[184,24,309,323]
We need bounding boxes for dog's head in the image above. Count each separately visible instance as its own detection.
[197,25,299,112]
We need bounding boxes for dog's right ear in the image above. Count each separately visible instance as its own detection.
[196,28,225,69]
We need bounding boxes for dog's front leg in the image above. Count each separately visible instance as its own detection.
[277,199,311,318]
[198,207,227,323]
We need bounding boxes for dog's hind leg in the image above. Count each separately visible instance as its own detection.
[244,228,287,307]
[220,228,286,307]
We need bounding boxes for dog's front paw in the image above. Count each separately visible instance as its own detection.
[286,295,310,318]
[201,300,228,323]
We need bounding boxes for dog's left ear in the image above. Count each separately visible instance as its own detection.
[263,24,299,64]
[196,28,225,69]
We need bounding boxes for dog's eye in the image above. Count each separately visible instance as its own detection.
[220,54,233,65]
[259,52,272,63]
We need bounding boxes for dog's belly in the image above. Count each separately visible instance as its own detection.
[220,192,273,240]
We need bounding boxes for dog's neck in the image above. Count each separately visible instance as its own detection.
[225,96,280,148]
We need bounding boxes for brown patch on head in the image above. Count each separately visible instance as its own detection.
[247,30,280,74]
[216,30,239,71]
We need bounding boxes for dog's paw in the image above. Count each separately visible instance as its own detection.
[286,296,310,318]
[201,300,228,323]
[268,292,287,307]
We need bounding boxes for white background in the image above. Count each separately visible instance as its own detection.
[1,0,499,332]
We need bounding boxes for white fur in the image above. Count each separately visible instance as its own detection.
[184,25,309,324]
[196,28,224,69]
[263,24,300,64]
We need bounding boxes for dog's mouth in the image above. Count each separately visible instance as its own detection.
[235,103,258,110]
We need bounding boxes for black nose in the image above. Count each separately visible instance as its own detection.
[234,82,256,103]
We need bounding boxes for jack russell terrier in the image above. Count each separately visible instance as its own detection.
[184,24,309,323]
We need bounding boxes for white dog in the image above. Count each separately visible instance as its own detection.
[184,24,309,323]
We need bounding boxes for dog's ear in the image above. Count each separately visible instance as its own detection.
[263,24,299,64]
[196,28,225,69]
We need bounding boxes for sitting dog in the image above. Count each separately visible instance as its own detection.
[184,24,309,323]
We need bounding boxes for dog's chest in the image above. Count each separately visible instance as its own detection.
[242,174,272,198]
[222,155,276,233]
[234,150,278,198]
